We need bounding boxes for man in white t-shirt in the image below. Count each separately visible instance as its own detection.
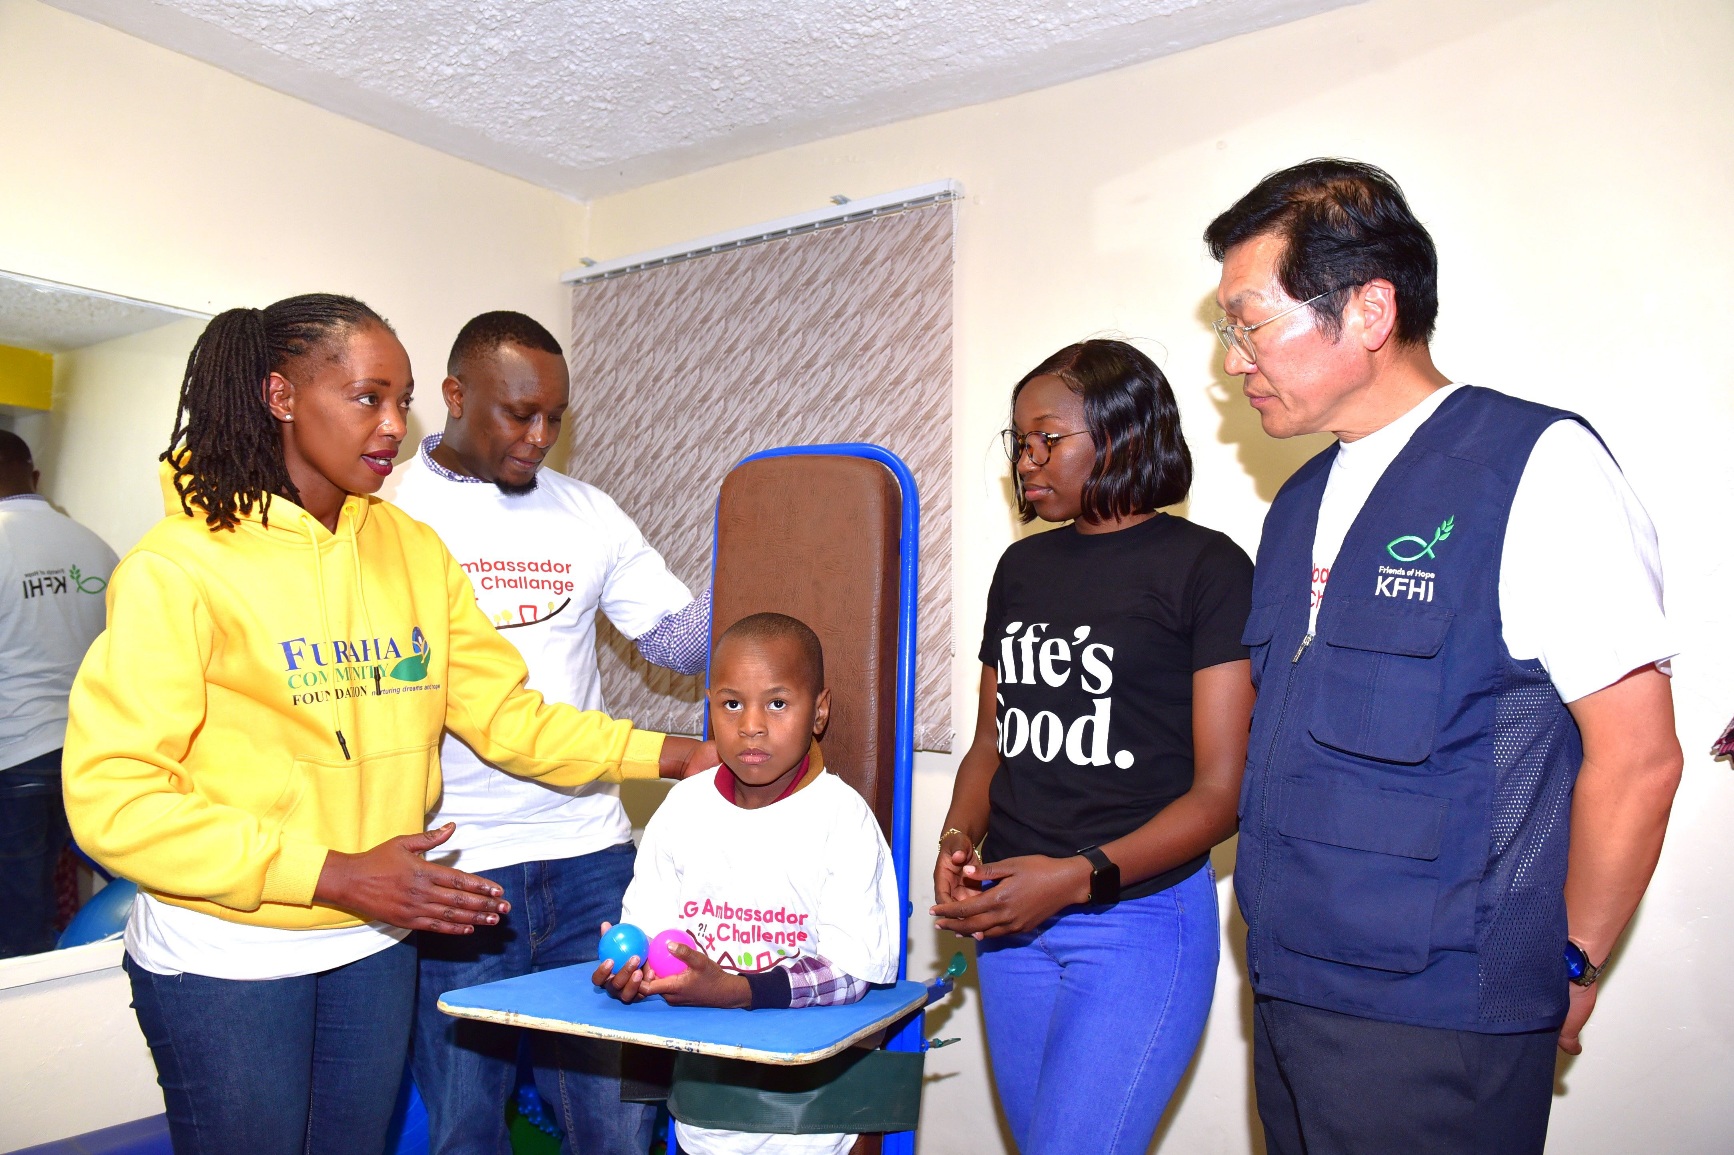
[0,430,118,957]
[385,313,711,1155]
[1205,161,1683,1155]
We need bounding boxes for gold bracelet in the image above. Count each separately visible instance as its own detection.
[939,827,985,861]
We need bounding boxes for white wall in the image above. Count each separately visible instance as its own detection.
[36,317,205,552]
[0,943,160,1150]
[587,1,1734,1151]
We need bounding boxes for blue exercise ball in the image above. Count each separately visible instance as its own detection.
[57,879,137,949]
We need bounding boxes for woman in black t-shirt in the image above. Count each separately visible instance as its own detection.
[932,340,1253,1155]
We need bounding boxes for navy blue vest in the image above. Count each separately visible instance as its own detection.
[1236,387,1588,1033]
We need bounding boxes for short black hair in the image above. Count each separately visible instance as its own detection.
[1010,339,1192,524]
[1204,158,1439,346]
[715,612,825,692]
[0,429,31,469]
[447,311,564,378]
[163,294,392,531]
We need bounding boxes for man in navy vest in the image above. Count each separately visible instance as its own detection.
[1206,160,1683,1154]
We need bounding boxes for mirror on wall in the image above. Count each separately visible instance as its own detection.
[0,270,206,969]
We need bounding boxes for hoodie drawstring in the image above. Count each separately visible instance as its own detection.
[306,517,350,761]
[345,504,384,698]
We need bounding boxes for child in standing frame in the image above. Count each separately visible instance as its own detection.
[594,612,900,1155]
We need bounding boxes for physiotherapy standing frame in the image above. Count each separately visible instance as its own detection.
[441,444,939,1155]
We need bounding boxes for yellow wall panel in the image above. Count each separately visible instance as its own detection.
[0,343,52,410]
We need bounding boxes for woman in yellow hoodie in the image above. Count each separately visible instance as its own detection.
[63,294,698,1155]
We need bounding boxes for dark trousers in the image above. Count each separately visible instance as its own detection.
[1253,995,1558,1155]
[0,748,71,958]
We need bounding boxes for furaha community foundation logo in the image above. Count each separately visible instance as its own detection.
[277,626,438,706]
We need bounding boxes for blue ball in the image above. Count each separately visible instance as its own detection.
[598,923,650,973]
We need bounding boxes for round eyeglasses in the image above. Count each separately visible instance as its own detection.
[1211,288,1338,365]
[1001,428,1089,466]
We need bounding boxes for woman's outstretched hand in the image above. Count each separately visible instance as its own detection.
[660,737,719,779]
[930,854,1091,939]
[314,823,509,935]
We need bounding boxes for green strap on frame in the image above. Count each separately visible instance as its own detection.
[668,1048,926,1135]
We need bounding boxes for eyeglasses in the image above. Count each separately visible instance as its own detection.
[1211,288,1338,365]
[1001,428,1089,466]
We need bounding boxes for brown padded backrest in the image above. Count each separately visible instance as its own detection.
[711,455,901,838]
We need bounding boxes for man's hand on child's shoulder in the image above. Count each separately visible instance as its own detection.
[641,943,753,1009]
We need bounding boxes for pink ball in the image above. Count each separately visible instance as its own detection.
[647,928,698,977]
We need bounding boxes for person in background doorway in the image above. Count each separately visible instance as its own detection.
[0,430,117,958]
[1208,159,1682,1155]
[384,311,712,1155]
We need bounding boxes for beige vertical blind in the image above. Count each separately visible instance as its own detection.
[565,201,955,750]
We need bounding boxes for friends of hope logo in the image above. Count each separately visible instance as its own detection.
[995,621,1134,769]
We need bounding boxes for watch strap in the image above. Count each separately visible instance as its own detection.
[1076,845,1120,905]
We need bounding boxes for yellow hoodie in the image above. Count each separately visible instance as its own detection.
[63,473,667,930]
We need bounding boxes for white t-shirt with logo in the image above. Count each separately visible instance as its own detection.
[1310,383,1673,703]
[0,495,118,768]
[621,767,900,1155]
[384,449,693,871]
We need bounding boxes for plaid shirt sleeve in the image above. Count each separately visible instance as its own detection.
[784,952,869,1009]
[632,586,712,675]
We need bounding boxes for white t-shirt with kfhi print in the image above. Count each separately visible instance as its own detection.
[0,495,117,768]
[621,766,900,1155]
[1309,383,1673,703]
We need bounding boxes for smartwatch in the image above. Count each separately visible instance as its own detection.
[1077,846,1121,906]
[1563,940,1605,987]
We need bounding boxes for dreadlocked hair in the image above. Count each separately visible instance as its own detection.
[163,293,392,531]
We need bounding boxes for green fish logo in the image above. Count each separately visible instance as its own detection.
[69,565,106,595]
[1387,516,1454,563]
[389,626,431,682]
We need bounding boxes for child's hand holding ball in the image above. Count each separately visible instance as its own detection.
[641,937,752,1008]
[593,924,744,1007]
[592,922,652,1002]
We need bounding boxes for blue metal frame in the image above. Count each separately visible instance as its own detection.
[704,443,922,1155]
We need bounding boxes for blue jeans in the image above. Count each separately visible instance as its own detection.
[976,864,1219,1155]
[0,749,71,958]
[413,842,656,1155]
[125,940,416,1155]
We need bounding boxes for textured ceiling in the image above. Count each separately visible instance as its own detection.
[0,272,200,354]
[48,0,1355,200]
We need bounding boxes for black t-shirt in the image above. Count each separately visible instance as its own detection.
[977,513,1254,899]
